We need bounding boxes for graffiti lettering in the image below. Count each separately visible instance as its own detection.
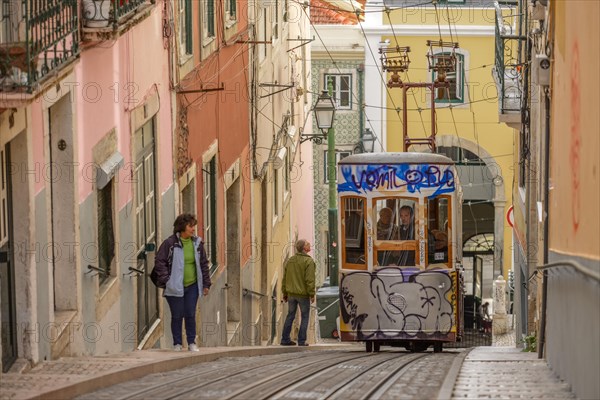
[339,163,455,197]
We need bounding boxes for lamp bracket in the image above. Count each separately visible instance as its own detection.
[287,36,315,52]
[299,134,326,144]
[259,82,295,98]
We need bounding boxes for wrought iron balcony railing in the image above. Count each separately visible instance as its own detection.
[82,0,154,31]
[0,0,80,93]
[492,1,526,118]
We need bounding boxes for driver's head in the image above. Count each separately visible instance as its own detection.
[399,206,413,227]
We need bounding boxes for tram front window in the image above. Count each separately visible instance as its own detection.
[374,198,416,267]
[427,196,450,266]
[342,197,366,268]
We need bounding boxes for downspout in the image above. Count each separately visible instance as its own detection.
[538,89,550,358]
[358,63,364,147]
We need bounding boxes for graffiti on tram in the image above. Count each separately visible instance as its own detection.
[338,163,455,196]
[340,268,456,340]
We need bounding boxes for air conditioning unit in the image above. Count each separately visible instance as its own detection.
[533,54,550,87]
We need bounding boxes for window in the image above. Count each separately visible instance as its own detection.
[324,74,352,109]
[373,198,417,267]
[283,0,289,22]
[283,150,290,193]
[181,178,196,215]
[203,157,217,273]
[432,52,465,103]
[427,196,451,266]
[273,169,279,219]
[180,0,192,55]
[97,180,115,283]
[324,150,351,183]
[272,1,279,41]
[342,197,366,269]
[437,146,484,165]
[258,5,267,62]
[202,0,215,40]
[225,0,236,25]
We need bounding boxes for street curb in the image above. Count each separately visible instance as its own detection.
[436,347,473,400]
[24,345,350,400]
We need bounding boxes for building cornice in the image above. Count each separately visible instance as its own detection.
[361,25,495,37]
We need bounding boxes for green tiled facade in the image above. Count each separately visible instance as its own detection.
[311,59,364,285]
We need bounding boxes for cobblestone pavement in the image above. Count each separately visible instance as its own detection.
[0,324,577,400]
[452,347,576,399]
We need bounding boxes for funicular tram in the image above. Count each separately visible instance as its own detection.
[336,152,464,352]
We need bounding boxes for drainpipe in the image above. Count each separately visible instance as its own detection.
[538,89,551,358]
[358,63,364,147]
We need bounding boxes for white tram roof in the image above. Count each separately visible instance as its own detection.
[338,152,454,166]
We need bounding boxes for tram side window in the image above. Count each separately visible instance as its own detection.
[427,196,450,266]
[343,197,366,266]
[374,198,416,267]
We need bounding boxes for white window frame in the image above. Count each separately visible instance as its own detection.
[203,156,217,273]
[431,51,466,104]
[324,74,352,110]
[258,5,267,62]
[201,0,216,44]
[179,0,192,57]
[224,0,237,28]
[272,1,279,43]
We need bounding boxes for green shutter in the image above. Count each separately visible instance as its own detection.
[208,0,215,37]
[185,0,192,54]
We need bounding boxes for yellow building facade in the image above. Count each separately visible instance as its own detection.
[363,0,514,305]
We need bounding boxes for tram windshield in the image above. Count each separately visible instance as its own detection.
[342,197,367,269]
[427,196,450,266]
[373,198,417,267]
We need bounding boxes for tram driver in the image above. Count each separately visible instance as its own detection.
[397,205,416,266]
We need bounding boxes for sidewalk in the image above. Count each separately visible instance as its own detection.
[0,345,333,400]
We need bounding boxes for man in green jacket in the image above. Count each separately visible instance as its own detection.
[280,239,316,346]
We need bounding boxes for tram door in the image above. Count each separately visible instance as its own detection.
[0,145,17,371]
[134,119,159,343]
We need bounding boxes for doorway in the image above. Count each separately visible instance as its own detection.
[0,144,17,372]
[226,178,241,342]
[133,118,159,342]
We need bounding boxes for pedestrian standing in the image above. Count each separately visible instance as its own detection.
[280,239,316,346]
[152,213,211,351]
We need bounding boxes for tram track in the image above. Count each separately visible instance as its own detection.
[175,352,370,399]
[84,351,319,400]
[79,348,464,400]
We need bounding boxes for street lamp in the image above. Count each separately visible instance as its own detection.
[314,90,336,134]
[360,128,376,153]
[300,91,336,144]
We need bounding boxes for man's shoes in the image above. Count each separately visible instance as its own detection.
[174,344,182,351]
[298,343,309,346]
[280,341,296,346]
[188,343,200,352]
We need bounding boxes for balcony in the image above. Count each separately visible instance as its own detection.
[81,0,155,42]
[0,0,80,96]
[492,1,526,129]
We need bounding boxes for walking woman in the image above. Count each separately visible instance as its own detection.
[153,213,211,351]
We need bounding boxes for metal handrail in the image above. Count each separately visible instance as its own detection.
[243,288,276,301]
[536,260,600,282]
[317,298,339,315]
[537,260,600,359]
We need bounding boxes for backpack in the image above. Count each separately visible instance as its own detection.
[150,245,173,289]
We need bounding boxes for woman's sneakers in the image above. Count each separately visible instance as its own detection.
[189,343,200,352]
[174,344,183,351]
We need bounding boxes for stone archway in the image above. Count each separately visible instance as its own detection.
[436,135,507,278]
